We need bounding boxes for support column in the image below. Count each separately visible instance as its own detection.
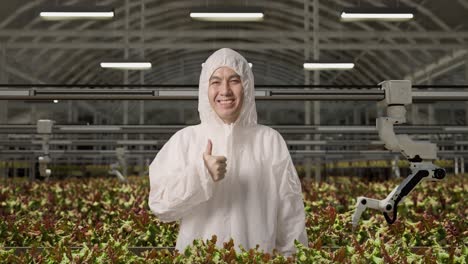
[67,101,73,169]
[138,0,146,177]
[12,160,17,177]
[450,108,456,125]
[93,111,100,167]
[304,0,312,181]
[364,108,370,125]
[465,55,468,127]
[0,44,7,179]
[122,0,130,177]
[30,156,36,181]
[461,157,465,174]
[27,44,39,127]
[312,0,321,182]
[410,104,418,125]
[123,0,129,132]
[0,45,7,124]
[353,107,361,124]
[30,105,38,124]
[179,102,185,123]
[428,104,435,125]
[425,77,435,125]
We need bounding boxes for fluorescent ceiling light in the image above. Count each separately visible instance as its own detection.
[190,13,264,21]
[340,8,414,21]
[304,62,355,70]
[40,11,114,20]
[40,6,114,20]
[100,62,152,70]
[190,7,264,22]
[53,100,59,103]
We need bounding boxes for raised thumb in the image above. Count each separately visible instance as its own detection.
[205,139,212,155]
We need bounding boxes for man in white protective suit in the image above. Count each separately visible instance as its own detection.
[148,48,308,256]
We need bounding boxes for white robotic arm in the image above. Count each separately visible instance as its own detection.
[352,81,446,228]
[352,162,445,227]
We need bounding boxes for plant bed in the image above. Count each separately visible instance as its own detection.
[0,174,466,262]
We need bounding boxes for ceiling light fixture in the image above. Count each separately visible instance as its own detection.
[303,62,355,70]
[40,6,114,20]
[100,62,152,70]
[340,8,414,21]
[190,7,264,22]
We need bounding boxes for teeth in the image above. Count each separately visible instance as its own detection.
[217,99,234,103]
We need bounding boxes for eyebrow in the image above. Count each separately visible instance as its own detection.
[209,74,241,82]
[228,74,241,80]
[209,76,222,82]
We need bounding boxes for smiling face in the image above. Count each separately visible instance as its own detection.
[208,67,244,124]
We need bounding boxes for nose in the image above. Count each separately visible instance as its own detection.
[219,81,233,95]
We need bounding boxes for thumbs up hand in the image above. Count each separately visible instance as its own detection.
[203,139,227,182]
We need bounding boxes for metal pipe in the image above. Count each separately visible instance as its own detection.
[1,89,468,101]
[2,139,468,146]
[1,150,467,158]
[0,125,467,134]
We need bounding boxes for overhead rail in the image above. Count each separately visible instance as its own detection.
[1,139,468,147]
[0,125,468,134]
[1,30,468,39]
[1,88,468,101]
[0,140,162,146]
[1,150,467,158]
[1,84,467,88]
[2,83,467,101]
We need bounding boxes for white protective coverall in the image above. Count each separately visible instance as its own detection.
[148,48,308,255]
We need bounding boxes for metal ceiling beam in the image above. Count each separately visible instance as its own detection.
[0,125,467,134]
[2,89,468,101]
[8,0,305,66]
[458,0,468,10]
[1,29,468,39]
[3,42,465,51]
[0,52,116,124]
[1,0,466,87]
[329,0,431,84]
[4,1,462,86]
[405,49,468,83]
[3,139,468,147]
[0,88,381,100]
[6,1,304,62]
[0,0,38,28]
[64,49,306,85]
[25,0,450,84]
[3,64,39,83]
[401,0,451,32]
[3,0,465,42]
[1,149,467,158]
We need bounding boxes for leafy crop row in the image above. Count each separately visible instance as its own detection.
[0,174,466,263]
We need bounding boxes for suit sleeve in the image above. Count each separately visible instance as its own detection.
[148,130,213,222]
[273,133,308,256]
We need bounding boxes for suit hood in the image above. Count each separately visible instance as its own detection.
[198,48,258,127]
